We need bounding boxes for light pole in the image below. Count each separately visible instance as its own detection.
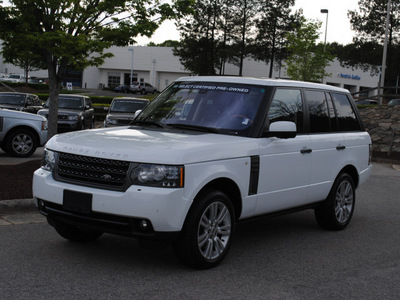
[128,48,134,87]
[380,0,391,105]
[320,9,329,51]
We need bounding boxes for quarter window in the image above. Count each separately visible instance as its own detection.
[268,89,303,133]
[331,93,360,131]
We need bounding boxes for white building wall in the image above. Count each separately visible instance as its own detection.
[2,42,380,96]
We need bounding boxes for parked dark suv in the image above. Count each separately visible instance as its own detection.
[37,94,94,132]
[0,92,43,114]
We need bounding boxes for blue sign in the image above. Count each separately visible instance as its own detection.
[339,73,361,80]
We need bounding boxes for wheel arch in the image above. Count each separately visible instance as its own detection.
[191,177,242,221]
[4,125,40,144]
[338,164,359,188]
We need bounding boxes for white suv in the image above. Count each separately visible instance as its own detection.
[33,76,372,269]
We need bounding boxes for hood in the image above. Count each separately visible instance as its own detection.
[38,108,84,115]
[46,127,259,164]
[0,108,46,121]
[0,104,22,111]
[107,112,136,119]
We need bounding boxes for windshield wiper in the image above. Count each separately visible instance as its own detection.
[130,120,166,128]
[167,123,219,133]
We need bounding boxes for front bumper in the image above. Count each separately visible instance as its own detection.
[33,169,192,240]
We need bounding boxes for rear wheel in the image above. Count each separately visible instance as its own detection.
[314,173,355,230]
[173,189,235,269]
[54,223,103,242]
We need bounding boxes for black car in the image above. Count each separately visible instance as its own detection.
[0,92,43,113]
[37,94,95,132]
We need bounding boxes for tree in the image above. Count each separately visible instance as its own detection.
[228,0,261,76]
[347,0,400,86]
[0,0,193,138]
[252,1,302,78]
[174,0,226,75]
[285,19,334,82]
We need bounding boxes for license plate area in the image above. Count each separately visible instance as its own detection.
[63,190,92,214]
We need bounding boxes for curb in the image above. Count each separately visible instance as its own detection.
[0,198,37,215]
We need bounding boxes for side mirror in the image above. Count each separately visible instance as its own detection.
[264,121,297,139]
[133,110,142,119]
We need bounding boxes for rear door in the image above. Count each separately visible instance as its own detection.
[305,90,344,202]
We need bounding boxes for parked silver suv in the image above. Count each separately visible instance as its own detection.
[129,82,157,94]
[0,108,48,157]
[104,97,149,127]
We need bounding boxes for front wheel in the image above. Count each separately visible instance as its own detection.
[173,189,235,269]
[5,129,38,157]
[54,222,103,242]
[314,173,355,231]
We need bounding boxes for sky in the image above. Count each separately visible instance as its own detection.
[135,0,360,46]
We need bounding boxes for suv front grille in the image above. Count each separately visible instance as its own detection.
[56,153,131,190]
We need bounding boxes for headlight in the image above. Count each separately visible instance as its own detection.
[68,115,79,121]
[106,116,117,125]
[130,164,184,188]
[41,149,56,172]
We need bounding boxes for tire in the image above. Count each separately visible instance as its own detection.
[5,128,38,157]
[141,89,146,95]
[54,222,103,242]
[314,173,355,231]
[173,189,235,269]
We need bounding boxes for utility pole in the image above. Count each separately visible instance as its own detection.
[380,0,391,106]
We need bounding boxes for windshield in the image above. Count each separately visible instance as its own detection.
[0,93,25,105]
[45,96,83,110]
[135,81,265,136]
[9,75,22,79]
[110,99,148,113]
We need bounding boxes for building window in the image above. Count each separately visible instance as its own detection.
[108,72,120,87]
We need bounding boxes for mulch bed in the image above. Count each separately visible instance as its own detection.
[0,160,41,200]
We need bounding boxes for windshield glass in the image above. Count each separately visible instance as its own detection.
[0,93,25,105]
[9,75,21,79]
[135,81,265,136]
[110,99,148,113]
[45,96,83,110]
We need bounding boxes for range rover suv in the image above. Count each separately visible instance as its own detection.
[33,77,372,269]
[103,97,149,127]
[0,92,43,114]
[37,94,94,132]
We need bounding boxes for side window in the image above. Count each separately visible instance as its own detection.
[84,98,92,109]
[268,88,303,133]
[330,93,360,131]
[304,90,330,133]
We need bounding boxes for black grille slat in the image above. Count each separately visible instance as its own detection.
[56,152,131,189]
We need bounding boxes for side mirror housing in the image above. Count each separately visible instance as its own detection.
[264,121,297,139]
[133,110,142,119]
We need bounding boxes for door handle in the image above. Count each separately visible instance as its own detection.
[336,145,346,151]
[300,148,312,154]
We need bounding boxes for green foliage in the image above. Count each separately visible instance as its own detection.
[174,0,302,76]
[0,0,194,138]
[346,0,400,86]
[148,40,182,47]
[252,0,301,78]
[285,19,334,82]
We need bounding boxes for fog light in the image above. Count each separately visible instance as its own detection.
[139,220,149,231]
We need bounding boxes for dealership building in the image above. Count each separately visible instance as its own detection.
[1,46,379,98]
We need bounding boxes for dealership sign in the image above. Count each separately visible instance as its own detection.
[338,73,361,80]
